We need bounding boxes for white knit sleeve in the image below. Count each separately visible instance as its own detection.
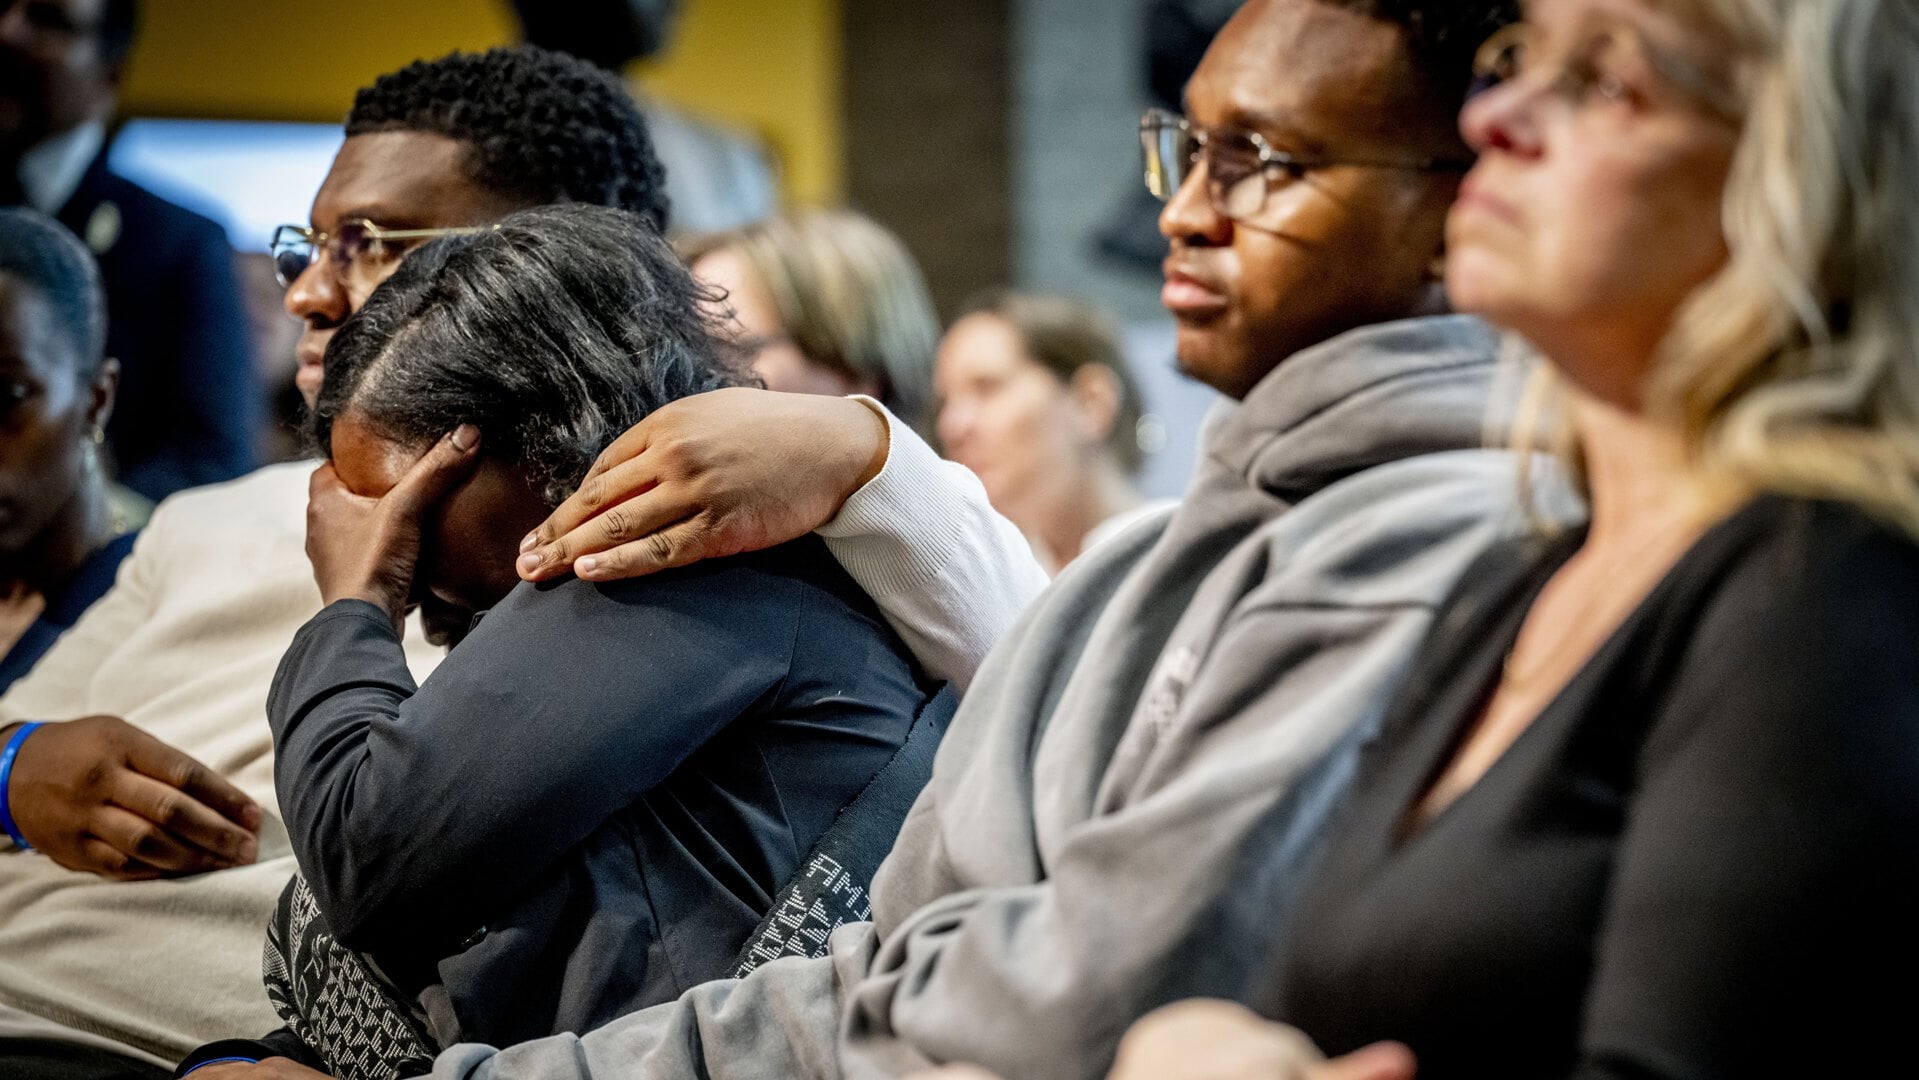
[816,398,1048,693]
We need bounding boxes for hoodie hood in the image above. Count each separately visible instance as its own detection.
[1199,314,1503,505]
[989,314,1506,838]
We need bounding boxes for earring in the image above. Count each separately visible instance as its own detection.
[90,424,105,446]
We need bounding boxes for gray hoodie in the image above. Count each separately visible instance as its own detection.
[427,315,1539,1080]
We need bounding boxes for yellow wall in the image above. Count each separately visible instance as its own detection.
[117,0,842,204]
[640,0,842,206]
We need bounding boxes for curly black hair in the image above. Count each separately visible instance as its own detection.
[344,45,668,232]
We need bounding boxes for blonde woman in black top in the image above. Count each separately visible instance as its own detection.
[1096,0,1919,1078]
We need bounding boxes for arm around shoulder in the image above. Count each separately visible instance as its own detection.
[820,398,1049,692]
[514,389,1046,690]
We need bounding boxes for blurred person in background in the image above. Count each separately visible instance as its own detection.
[508,0,775,235]
[686,209,942,438]
[0,0,257,501]
[0,207,130,693]
[936,291,1161,571]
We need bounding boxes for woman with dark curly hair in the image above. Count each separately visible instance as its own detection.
[177,204,942,1080]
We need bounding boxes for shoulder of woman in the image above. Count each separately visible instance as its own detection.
[1645,495,1919,783]
[1699,495,1919,627]
[491,538,844,636]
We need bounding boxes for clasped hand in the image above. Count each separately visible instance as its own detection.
[305,426,480,634]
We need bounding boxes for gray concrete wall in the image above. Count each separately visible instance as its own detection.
[1010,0,1164,321]
[1012,0,1212,499]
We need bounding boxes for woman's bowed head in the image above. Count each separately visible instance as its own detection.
[302,204,749,646]
[303,421,483,643]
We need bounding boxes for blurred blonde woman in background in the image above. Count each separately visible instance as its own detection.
[935,291,1159,572]
[684,209,941,437]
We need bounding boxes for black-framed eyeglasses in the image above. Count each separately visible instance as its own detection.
[269,219,491,292]
[1139,107,1474,225]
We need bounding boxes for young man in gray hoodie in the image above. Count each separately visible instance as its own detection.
[222,2,1524,1079]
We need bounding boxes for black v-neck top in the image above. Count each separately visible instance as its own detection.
[1271,495,1919,1079]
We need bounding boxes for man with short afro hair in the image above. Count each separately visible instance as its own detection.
[343,46,670,232]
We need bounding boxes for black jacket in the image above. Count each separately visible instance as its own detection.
[1275,496,1919,1079]
[55,154,258,500]
[193,538,935,1075]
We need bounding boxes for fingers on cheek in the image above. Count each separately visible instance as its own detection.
[308,490,355,527]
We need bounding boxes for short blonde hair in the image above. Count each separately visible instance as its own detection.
[1636,0,1919,536]
[683,210,941,437]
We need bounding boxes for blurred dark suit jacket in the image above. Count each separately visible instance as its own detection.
[54,153,259,502]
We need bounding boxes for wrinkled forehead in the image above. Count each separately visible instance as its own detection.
[938,312,1030,374]
[1525,0,1741,73]
[308,130,527,232]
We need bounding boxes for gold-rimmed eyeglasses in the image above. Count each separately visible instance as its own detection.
[269,219,492,291]
[1139,107,1474,226]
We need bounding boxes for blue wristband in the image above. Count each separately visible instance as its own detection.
[0,721,44,850]
[181,1057,260,1075]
